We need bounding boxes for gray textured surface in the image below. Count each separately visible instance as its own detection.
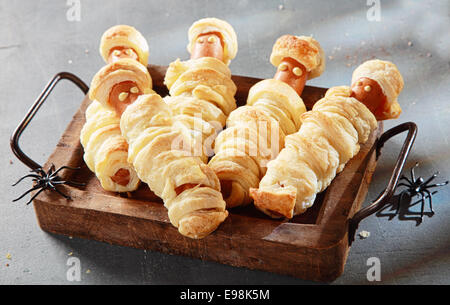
[1,0,449,284]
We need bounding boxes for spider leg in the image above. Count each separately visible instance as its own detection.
[410,162,419,182]
[33,168,47,176]
[397,183,410,189]
[12,184,45,202]
[52,166,81,177]
[53,188,72,200]
[12,174,42,186]
[48,183,72,200]
[24,187,46,205]
[45,165,56,180]
[52,180,86,187]
[400,175,413,185]
[419,191,425,223]
[426,181,449,188]
[423,172,439,186]
[423,189,434,215]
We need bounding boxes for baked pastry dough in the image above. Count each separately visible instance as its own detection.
[270,35,325,80]
[250,93,377,218]
[187,18,238,65]
[91,29,229,238]
[209,35,324,208]
[164,52,237,162]
[89,58,153,111]
[80,100,140,192]
[120,94,228,239]
[100,25,149,66]
[81,26,150,193]
[351,59,403,120]
[209,79,306,207]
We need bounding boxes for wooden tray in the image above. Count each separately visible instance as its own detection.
[10,66,417,282]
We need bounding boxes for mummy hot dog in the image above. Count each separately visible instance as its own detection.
[89,20,234,239]
[350,60,403,120]
[100,25,149,66]
[208,35,325,208]
[250,59,403,218]
[80,25,149,192]
[164,18,238,162]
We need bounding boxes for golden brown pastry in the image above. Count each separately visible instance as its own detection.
[270,35,325,80]
[80,101,140,192]
[325,60,403,121]
[250,59,403,218]
[100,25,149,66]
[209,35,324,208]
[90,54,228,239]
[350,59,403,120]
[120,94,228,238]
[164,18,238,162]
[80,26,150,193]
[89,58,153,115]
[250,95,377,218]
[187,17,238,65]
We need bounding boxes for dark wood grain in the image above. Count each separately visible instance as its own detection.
[31,65,383,282]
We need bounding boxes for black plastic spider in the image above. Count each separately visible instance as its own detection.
[12,164,85,205]
[396,162,448,222]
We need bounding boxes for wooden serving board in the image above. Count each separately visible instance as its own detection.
[32,65,383,282]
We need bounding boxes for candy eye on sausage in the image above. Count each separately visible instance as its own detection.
[350,77,387,117]
[108,47,139,63]
[108,81,142,116]
[350,59,404,120]
[100,24,149,66]
[273,57,309,96]
[190,32,225,62]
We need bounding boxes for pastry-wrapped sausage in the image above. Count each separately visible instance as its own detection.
[90,58,228,239]
[100,25,149,66]
[90,58,153,115]
[80,25,149,192]
[121,94,228,239]
[251,59,403,218]
[187,17,238,65]
[251,95,377,218]
[80,101,140,192]
[209,35,324,208]
[350,59,403,120]
[164,18,238,162]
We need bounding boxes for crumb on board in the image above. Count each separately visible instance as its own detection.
[6,253,11,260]
[359,230,371,239]
[86,269,91,274]
[68,252,73,256]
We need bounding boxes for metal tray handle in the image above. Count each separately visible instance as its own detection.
[348,122,418,245]
[10,72,89,170]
